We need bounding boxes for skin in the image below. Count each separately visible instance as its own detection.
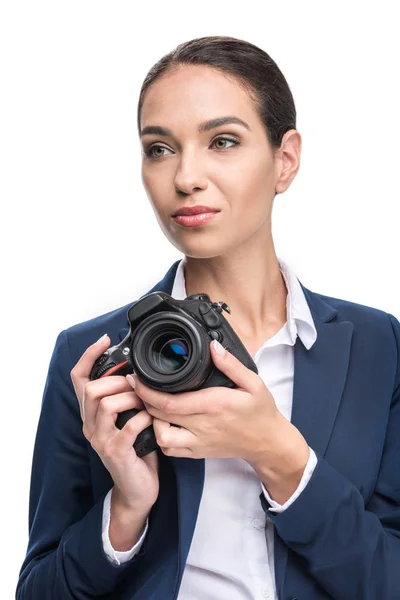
[137,64,309,503]
[139,63,302,355]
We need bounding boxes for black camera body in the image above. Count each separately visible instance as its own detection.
[90,292,258,457]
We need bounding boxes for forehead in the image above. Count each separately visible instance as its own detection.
[140,65,258,130]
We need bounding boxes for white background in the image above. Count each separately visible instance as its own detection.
[1,1,399,595]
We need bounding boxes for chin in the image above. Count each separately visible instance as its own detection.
[182,249,222,259]
[172,240,230,260]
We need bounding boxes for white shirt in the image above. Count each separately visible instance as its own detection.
[101,256,318,600]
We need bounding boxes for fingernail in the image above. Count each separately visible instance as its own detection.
[95,333,108,344]
[126,374,136,389]
[213,340,225,356]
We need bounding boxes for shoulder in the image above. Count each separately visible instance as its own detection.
[57,301,133,365]
[314,288,398,327]
[307,287,400,387]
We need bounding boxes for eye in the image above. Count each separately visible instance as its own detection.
[143,136,240,159]
[211,136,240,151]
[143,145,172,159]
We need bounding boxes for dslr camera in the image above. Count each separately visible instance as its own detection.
[90,292,258,457]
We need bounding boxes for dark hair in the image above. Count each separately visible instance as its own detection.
[136,35,297,154]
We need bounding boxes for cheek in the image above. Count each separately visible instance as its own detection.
[228,160,273,221]
[142,166,170,210]
[144,188,174,233]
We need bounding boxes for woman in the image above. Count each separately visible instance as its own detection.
[17,36,400,600]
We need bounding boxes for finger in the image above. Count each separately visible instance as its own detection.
[153,417,195,449]
[111,409,155,455]
[131,375,211,415]
[87,390,145,447]
[70,334,111,404]
[160,447,193,457]
[132,374,234,416]
[81,375,135,433]
[143,400,189,426]
[209,340,260,393]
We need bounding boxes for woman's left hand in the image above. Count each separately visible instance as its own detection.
[127,339,285,465]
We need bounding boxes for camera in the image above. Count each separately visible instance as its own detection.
[89,292,258,457]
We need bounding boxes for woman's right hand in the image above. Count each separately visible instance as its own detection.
[70,334,160,514]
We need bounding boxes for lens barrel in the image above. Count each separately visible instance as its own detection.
[130,312,212,392]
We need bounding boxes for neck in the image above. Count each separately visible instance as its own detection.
[182,240,288,341]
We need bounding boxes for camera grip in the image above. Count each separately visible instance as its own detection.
[115,409,158,458]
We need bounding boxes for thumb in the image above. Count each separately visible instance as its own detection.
[210,339,256,392]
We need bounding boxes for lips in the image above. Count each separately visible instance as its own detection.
[172,205,220,217]
[172,211,219,228]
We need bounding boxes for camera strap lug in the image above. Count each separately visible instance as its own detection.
[212,301,231,314]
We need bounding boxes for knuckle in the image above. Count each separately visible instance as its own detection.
[125,416,138,434]
[152,418,161,433]
[254,379,264,395]
[162,397,174,413]
[157,431,168,446]
[83,380,97,400]
[98,397,114,413]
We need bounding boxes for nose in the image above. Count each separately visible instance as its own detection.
[173,150,208,195]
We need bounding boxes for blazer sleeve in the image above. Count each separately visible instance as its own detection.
[16,330,145,599]
[259,312,400,600]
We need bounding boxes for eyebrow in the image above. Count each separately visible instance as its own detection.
[140,115,251,138]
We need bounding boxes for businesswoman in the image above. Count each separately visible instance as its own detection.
[17,36,400,600]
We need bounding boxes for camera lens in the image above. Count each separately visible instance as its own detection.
[131,311,212,391]
[151,333,189,373]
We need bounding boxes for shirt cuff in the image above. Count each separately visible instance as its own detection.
[101,488,149,565]
[260,447,318,513]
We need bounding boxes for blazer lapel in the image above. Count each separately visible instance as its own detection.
[273,281,354,598]
[118,262,354,597]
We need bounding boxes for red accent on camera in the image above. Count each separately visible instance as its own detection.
[99,360,129,377]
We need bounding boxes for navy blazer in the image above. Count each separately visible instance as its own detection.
[17,260,400,600]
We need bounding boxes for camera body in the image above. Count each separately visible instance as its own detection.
[90,292,258,457]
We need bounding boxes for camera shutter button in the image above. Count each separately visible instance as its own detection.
[209,330,222,341]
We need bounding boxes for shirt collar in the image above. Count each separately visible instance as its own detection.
[170,256,317,350]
